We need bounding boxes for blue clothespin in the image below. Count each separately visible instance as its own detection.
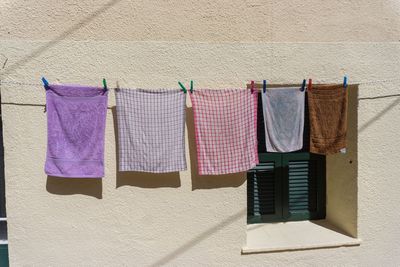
[263,80,267,93]
[343,76,348,89]
[103,78,107,91]
[190,80,194,94]
[178,81,187,94]
[301,79,306,91]
[41,77,49,90]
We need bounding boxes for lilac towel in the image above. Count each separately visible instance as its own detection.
[115,89,187,173]
[45,84,108,178]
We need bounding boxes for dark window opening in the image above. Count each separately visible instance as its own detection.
[247,93,326,224]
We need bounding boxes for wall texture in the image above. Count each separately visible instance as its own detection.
[1,1,400,266]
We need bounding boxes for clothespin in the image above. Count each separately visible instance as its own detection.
[250,80,255,93]
[41,77,49,90]
[190,80,194,94]
[301,79,306,91]
[343,76,348,89]
[263,80,267,93]
[178,81,187,94]
[102,78,108,92]
[308,78,312,91]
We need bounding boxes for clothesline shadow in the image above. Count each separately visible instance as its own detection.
[1,0,123,78]
[150,208,246,267]
[46,176,102,199]
[111,107,181,189]
[186,107,247,191]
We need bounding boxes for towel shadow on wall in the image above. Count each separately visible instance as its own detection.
[186,107,247,190]
[46,176,102,199]
[111,107,181,188]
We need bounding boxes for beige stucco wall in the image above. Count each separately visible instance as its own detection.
[1,0,400,266]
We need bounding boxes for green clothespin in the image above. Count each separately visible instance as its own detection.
[178,81,187,93]
[190,80,193,94]
[103,78,107,91]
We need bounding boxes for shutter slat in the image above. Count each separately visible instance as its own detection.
[288,160,313,214]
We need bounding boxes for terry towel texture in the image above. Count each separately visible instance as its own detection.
[115,89,187,173]
[45,85,108,178]
[190,89,259,175]
[308,84,348,155]
[262,88,305,152]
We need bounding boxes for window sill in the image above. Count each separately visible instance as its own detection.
[242,220,361,254]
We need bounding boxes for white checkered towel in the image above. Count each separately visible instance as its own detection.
[115,89,187,173]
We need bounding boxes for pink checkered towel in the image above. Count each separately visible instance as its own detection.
[190,89,259,175]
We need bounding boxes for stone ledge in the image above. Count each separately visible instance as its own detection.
[242,220,361,254]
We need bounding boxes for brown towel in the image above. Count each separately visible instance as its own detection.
[308,84,348,155]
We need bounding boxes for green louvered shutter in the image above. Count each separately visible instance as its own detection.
[247,152,325,223]
[247,154,282,223]
[282,153,326,221]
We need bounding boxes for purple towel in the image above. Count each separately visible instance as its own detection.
[45,84,108,178]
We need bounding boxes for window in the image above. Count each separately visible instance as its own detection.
[243,89,359,254]
[247,93,326,224]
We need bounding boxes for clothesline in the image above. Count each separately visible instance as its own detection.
[1,77,400,89]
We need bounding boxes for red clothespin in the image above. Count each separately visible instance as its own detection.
[250,80,255,93]
[308,78,312,91]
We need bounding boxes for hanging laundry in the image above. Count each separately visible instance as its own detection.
[308,84,348,155]
[190,89,259,175]
[45,84,108,178]
[115,89,187,173]
[262,88,305,152]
